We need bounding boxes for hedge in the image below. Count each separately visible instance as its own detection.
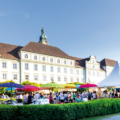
[0,98,120,120]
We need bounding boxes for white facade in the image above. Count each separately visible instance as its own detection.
[0,51,114,84]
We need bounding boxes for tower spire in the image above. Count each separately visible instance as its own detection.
[39,27,48,45]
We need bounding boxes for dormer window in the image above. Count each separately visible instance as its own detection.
[92,60,94,63]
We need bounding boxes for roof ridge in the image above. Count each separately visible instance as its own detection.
[0,42,22,47]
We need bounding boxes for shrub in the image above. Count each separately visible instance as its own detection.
[0,98,120,120]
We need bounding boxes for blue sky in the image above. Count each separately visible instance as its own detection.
[0,0,120,62]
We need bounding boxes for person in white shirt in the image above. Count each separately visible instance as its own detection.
[18,94,23,103]
[34,91,40,99]
[60,91,64,104]
[2,94,5,99]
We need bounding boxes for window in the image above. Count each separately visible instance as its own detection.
[76,70,79,75]
[50,76,54,81]
[76,78,79,82]
[43,76,46,81]
[93,65,95,68]
[50,58,53,62]
[34,64,38,71]
[88,77,90,83]
[64,60,66,64]
[34,75,38,80]
[51,66,54,72]
[64,68,67,73]
[13,63,17,69]
[34,56,37,60]
[13,74,17,80]
[70,61,72,65]
[92,71,95,76]
[25,75,29,80]
[64,77,67,82]
[43,65,46,71]
[25,63,29,70]
[92,60,94,63]
[58,67,60,73]
[70,78,73,82]
[70,69,73,74]
[57,59,60,63]
[88,71,91,76]
[81,78,84,82]
[97,72,99,76]
[25,54,28,58]
[42,57,45,61]
[81,70,84,75]
[3,74,6,79]
[2,62,6,68]
[58,77,61,81]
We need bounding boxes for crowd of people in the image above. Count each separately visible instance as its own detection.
[1,91,98,104]
[4,90,120,104]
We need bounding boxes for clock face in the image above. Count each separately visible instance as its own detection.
[25,54,28,58]
[57,59,60,63]
[50,58,53,62]
[34,56,37,60]
[42,57,45,61]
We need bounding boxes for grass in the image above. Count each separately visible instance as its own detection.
[81,112,120,120]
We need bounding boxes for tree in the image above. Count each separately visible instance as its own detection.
[21,80,40,87]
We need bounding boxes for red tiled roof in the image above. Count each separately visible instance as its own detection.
[100,58,116,67]
[0,43,22,60]
[21,41,73,59]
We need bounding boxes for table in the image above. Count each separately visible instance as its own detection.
[31,99,49,105]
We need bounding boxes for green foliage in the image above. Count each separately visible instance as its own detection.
[69,82,86,85]
[21,80,40,87]
[0,98,120,120]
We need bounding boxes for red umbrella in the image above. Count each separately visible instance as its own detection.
[15,85,40,91]
[79,83,98,88]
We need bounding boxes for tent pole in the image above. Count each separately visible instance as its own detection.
[11,87,12,102]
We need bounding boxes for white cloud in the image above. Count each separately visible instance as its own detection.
[0,13,7,16]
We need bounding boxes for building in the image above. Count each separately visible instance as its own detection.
[0,28,116,84]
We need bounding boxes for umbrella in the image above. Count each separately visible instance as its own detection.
[79,83,98,88]
[41,82,64,92]
[75,84,80,89]
[16,85,40,91]
[5,87,17,91]
[0,82,24,100]
[62,84,76,88]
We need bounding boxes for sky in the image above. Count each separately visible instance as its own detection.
[0,0,120,62]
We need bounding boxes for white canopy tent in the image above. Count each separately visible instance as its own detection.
[97,61,120,88]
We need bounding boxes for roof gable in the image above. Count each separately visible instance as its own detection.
[0,43,22,60]
[21,41,73,59]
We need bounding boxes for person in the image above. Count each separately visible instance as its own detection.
[49,92,53,104]
[34,91,40,99]
[112,91,114,98]
[6,95,10,100]
[72,92,76,102]
[88,91,91,100]
[55,91,59,104]
[2,94,5,99]
[18,94,23,103]
[28,93,33,104]
[23,93,28,104]
[80,93,83,101]
[64,92,68,103]
[92,92,96,99]
[115,91,118,98]
[39,93,43,99]
[60,91,64,104]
